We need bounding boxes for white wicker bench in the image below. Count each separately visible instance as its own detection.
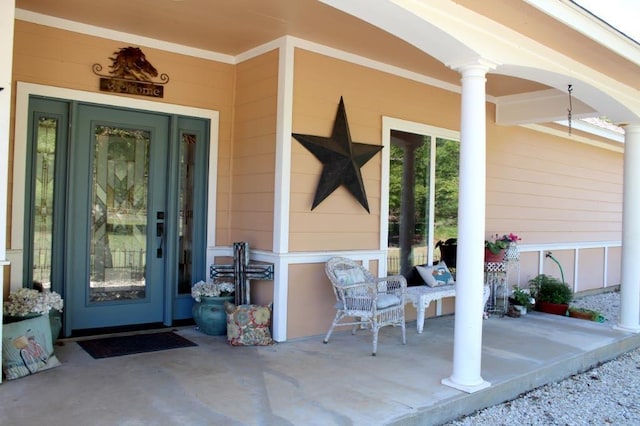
[406,284,491,333]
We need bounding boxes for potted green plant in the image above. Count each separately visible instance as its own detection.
[528,274,572,315]
[510,287,534,314]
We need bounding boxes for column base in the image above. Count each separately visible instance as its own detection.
[614,323,640,333]
[441,376,491,393]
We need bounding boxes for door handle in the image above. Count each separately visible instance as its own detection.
[156,211,165,258]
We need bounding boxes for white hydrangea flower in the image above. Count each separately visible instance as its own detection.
[191,280,235,301]
[3,288,64,316]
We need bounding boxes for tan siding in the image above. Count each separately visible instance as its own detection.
[518,252,541,287]
[234,153,276,175]
[13,21,235,110]
[229,50,279,249]
[290,49,460,252]
[290,233,379,252]
[607,247,622,287]
[287,263,333,339]
[577,248,605,292]
[250,280,274,307]
[486,124,623,244]
[290,49,624,304]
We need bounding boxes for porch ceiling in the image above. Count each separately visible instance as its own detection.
[14,0,640,127]
[13,0,547,99]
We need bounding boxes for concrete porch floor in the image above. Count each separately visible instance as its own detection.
[1,312,639,426]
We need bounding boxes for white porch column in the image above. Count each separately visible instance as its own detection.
[616,124,640,333]
[442,60,494,393]
[0,0,16,385]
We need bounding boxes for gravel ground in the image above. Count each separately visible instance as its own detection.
[446,290,640,425]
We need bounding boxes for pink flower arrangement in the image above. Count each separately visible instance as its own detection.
[485,233,521,254]
[503,233,521,243]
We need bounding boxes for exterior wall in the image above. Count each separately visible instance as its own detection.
[287,48,623,338]
[288,48,463,337]
[287,263,332,338]
[7,22,625,339]
[290,48,459,252]
[486,119,623,245]
[227,50,279,250]
[485,108,623,291]
[578,248,605,292]
[607,247,622,288]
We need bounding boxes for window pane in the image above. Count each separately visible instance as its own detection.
[178,133,197,294]
[387,132,430,275]
[32,117,57,289]
[434,138,459,243]
[90,126,149,302]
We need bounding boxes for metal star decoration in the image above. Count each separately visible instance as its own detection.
[293,97,383,213]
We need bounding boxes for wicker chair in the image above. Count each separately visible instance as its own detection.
[324,257,407,356]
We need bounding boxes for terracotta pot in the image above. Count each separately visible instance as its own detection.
[537,301,569,316]
[484,248,505,263]
[569,310,594,320]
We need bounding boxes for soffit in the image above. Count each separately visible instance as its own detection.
[15,0,549,98]
[455,0,640,92]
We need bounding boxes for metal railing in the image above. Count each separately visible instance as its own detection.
[33,247,146,283]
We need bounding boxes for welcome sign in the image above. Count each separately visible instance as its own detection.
[93,47,169,98]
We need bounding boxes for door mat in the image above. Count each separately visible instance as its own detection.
[77,331,197,359]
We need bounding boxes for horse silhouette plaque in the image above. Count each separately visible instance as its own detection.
[93,47,169,98]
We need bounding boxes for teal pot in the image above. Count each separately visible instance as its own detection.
[192,296,234,336]
[3,313,42,323]
[49,309,62,342]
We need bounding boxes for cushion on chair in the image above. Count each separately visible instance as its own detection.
[417,262,454,287]
[334,267,366,285]
[334,294,400,310]
[376,294,402,309]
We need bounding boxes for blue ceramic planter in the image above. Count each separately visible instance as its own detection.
[192,296,234,336]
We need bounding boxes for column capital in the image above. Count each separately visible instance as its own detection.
[622,123,640,136]
[447,57,499,75]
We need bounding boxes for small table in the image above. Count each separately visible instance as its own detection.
[405,285,491,333]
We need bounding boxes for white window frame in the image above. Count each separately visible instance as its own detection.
[380,117,460,273]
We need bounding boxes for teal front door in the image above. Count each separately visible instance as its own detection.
[24,97,210,335]
[68,105,170,330]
